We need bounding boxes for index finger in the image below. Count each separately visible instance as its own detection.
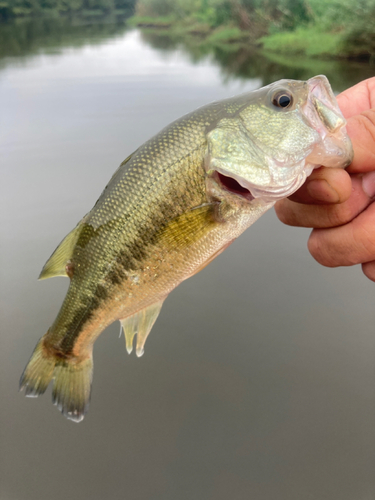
[345,110,375,174]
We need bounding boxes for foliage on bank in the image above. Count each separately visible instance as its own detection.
[0,0,135,20]
[130,0,375,60]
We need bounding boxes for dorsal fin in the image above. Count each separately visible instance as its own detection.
[120,300,164,357]
[39,224,82,280]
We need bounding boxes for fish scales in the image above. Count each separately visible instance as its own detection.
[47,116,215,354]
[20,76,353,421]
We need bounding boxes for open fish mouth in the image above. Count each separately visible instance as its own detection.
[214,166,309,203]
[214,170,255,202]
[213,167,307,202]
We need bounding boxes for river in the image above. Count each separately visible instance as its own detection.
[0,18,374,500]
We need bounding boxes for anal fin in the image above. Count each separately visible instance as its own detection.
[120,300,164,357]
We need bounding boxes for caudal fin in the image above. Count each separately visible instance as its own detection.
[52,356,93,422]
[20,335,93,423]
[20,337,55,396]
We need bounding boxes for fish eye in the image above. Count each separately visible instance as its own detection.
[271,91,293,109]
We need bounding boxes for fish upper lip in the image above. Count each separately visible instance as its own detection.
[303,77,354,168]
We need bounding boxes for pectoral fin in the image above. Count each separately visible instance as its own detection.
[39,224,82,280]
[120,300,164,357]
[157,203,217,250]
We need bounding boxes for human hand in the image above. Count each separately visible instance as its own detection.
[275,78,375,282]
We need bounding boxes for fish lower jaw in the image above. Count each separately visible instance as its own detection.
[213,164,313,204]
[250,173,309,202]
[306,136,354,169]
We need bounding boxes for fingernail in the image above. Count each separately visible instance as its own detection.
[362,172,375,199]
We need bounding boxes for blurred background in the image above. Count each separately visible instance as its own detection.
[1,1,374,499]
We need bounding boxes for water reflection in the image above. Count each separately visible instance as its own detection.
[0,16,129,61]
[1,17,373,91]
[138,30,374,91]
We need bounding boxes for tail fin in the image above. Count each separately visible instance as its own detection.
[20,335,93,423]
[52,356,93,423]
[20,337,55,396]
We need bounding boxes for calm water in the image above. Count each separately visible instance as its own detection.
[1,18,374,500]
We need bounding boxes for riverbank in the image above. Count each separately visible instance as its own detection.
[128,0,375,63]
[0,0,135,22]
[2,0,374,63]
[129,15,373,61]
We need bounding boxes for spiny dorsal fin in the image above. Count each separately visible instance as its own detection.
[39,223,82,280]
[120,300,164,357]
[38,154,136,282]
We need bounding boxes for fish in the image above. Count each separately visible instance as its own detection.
[20,75,353,422]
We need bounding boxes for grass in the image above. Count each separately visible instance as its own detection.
[206,25,248,44]
[127,15,175,28]
[260,27,345,58]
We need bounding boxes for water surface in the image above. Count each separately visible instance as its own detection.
[1,20,374,500]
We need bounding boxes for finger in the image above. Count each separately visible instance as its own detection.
[337,77,375,119]
[362,171,375,198]
[362,261,375,282]
[307,202,375,267]
[275,176,371,228]
[345,110,375,174]
[287,167,351,204]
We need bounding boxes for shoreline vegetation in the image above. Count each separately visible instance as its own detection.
[128,0,375,62]
[0,0,136,22]
[0,0,374,62]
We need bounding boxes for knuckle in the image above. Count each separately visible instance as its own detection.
[355,110,375,143]
[307,230,335,267]
[274,201,296,226]
[325,205,353,228]
[355,218,375,258]
[362,261,375,282]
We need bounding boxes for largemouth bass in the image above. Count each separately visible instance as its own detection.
[20,75,353,422]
